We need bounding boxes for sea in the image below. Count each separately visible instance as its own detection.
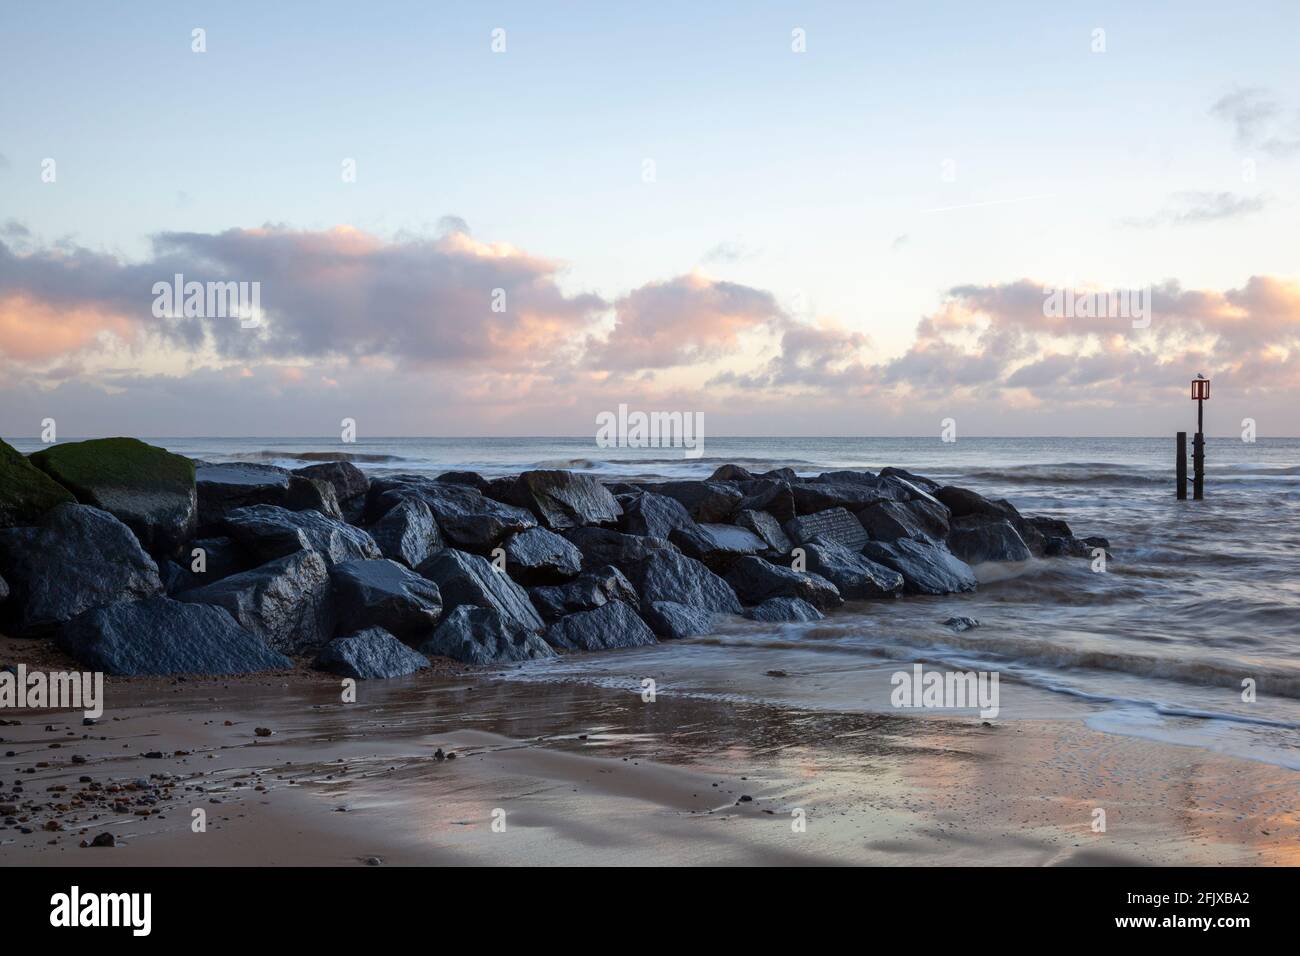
[11,435,1300,769]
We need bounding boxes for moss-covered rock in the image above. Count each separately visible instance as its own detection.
[30,437,196,556]
[0,438,75,529]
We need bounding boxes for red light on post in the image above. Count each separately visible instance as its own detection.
[1191,377,1210,400]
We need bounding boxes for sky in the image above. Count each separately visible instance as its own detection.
[1,0,1298,437]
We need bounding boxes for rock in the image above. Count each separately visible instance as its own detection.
[783,507,868,552]
[735,509,793,553]
[435,470,490,492]
[811,469,880,484]
[418,606,554,664]
[88,832,115,848]
[0,437,75,529]
[0,504,162,636]
[501,527,583,585]
[330,558,443,641]
[544,600,657,652]
[367,477,535,549]
[709,464,755,481]
[947,515,1032,564]
[285,475,342,519]
[0,572,7,605]
[861,538,977,595]
[669,522,767,571]
[504,470,622,530]
[368,497,443,569]
[879,466,942,493]
[791,479,896,515]
[760,467,799,482]
[181,536,247,587]
[416,549,543,633]
[176,550,335,654]
[294,461,369,512]
[857,498,950,543]
[313,627,430,679]
[224,505,381,567]
[744,597,825,623]
[195,462,291,530]
[724,556,843,611]
[564,526,678,572]
[736,479,796,523]
[29,437,197,556]
[625,551,743,616]
[643,600,716,639]
[529,566,639,621]
[935,486,1019,522]
[1025,515,1072,538]
[944,616,980,632]
[650,480,744,523]
[1082,535,1110,550]
[58,597,290,676]
[619,491,697,539]
[802,538,904,598]
[160,560,192,595]
[1042,535,1092,558]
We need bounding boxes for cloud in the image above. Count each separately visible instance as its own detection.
[1211,88,1300,156]
[1124,191,1267,228]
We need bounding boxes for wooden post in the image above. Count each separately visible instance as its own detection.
[1176,432,1187,500]
[1193,431,1204,500]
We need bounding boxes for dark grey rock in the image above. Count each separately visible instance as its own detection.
[625,550,743,616]
[504,470,622,530]
[367,476,535,549]
[181,536,247,587]
[1081,535,1110,550]
[368,497,443,568]
[644,600,717,639]
[879,467,942,493]
[529,566,639,621]
[760,467,800,482]
[935,486,1019,522]
[416,548,543,632]
[791,479,896,515]
[58,597,290,676]
[418,605,554,664]
[330,558,443,641]
[735,508,793,553]
[650,480,744,523]
[285,475,343,519]
[501,527,583,584]
[564,526,678,572]
[669,522,767,571]
[313,627,430,679]
[803,537,904,598]
[744,597,825,623]
[810,469,880,484]
[619,491,697,539]
[435,470,490,492]
[783,507,868,551]
[709,464,755,481]
[944,616,980,632]
[1025,515,1073,539]
[737,479,796,523]
[857,498,951,543]
[224,505,381,567]
[1042,535,1092,558]
[724,556,843,611]
[196,462,291,529]
[176,550,335,654]
[294,461,370,509]
[861,538,978,595]
[0,503,162,637]
[947,515,1032,564]
[544,600,657,652]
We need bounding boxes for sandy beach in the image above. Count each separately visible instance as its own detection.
[3,649,1294,867]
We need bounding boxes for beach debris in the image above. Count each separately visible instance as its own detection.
[254,727,273,737]
[944,617,981,632]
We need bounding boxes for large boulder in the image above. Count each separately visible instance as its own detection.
[947,515,1032,564]
[330,558,443,641]
[418,605,555,664]
[0,438,75,529]
[294,461,369,517]
[223,505,381,567]
[857,498,950,543]
[58,598,290,676]
[935,486,1019,522]
[29,437,196,556]
[313,627,430,680]
[564,526,678,572]
[501,527,583,585]
[735,509,793,554]
[196,462,291,529]
[625,551,743,616]
[650,480,744,523]
[416,549,543,633]
[367,477,535,549]
[879,467,942,493]
[791,479,896,515]
[174,536,247,592]
[744,597,825,623]
[783,507,868,552]
[643,600,717,639]
[861,538,978,595]
[802,538,904,598]
[504,470,622,530]
[177,550,335,654]
[435,470,490,492]
[709,464,755,482]
[529,566,639,622]
[284,475,343,520]
[368,497,443,568]
[724,556,843,611]
[0,503,162,636]
[619,491,697,539]
[736,479,796,523]
[668,522,767,571]
[544,600,657,652]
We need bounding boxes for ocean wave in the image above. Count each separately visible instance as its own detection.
[230,450,407,464]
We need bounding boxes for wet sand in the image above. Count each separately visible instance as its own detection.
[2,664,1296,866]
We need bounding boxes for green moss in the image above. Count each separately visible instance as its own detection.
[0,437,75,527]
[30,437,195,500]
